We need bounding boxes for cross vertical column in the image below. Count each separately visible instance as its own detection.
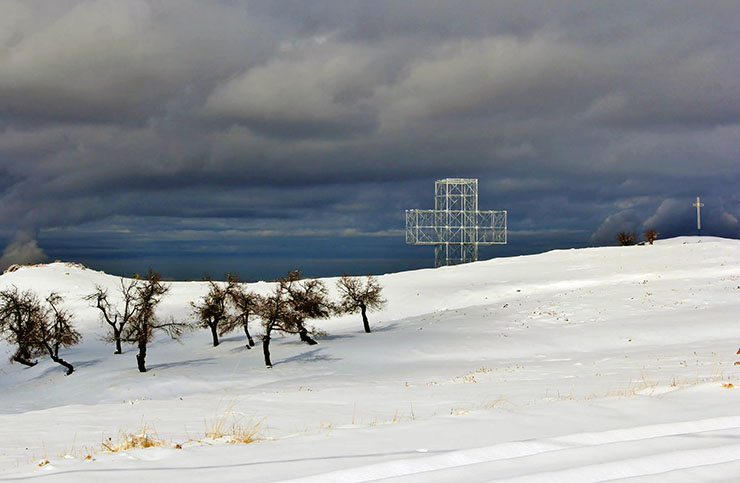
[692,196,704,236]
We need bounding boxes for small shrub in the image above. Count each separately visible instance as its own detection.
[616,232,637,246]
[644,229,659,245]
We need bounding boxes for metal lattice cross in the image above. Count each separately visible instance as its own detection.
[405,178,507,267]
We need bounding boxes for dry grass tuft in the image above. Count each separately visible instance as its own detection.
[606,370,658,398]
[204,411,263,445]
[228,421,262,444]
[317,421,334,432]
[101,425,165,452]
[482,397,513,409]
[450,407,472,416]
[59,445,95,461]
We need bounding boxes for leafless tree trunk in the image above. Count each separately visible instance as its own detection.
[41,294,81,375]
[225,275,260,348]
[262,334,272,368]
[12,351,37,367]
[136,338,147,373]
[299,327,318,345]
[243,315,255,347]
[360,304,370,333]
[210,323,220,347]
[47,350,75,375]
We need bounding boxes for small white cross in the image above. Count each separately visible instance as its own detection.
[692,196,704,234]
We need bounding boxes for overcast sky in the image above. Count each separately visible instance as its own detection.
[1,0,738,280]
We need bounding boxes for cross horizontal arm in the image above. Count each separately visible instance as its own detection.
[405,209,507,245]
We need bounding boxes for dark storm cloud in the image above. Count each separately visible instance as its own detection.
[0,230,49,267]
[0,0,282,123]
[1,0,739,276]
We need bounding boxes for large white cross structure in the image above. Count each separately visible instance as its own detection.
[405,178,507,267]
[693,196,704,235]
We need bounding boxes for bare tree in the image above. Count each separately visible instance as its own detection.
[336,274,387,333]
[37,293,81,375]
[256,270,332,368]
[120,270,188,373]
[0,287,43,366]
[85,279,139,354]
[616,232,637,246]
[285,274,332,346]
[191,278,231,347]
[224,274,261,348]
[0,288,82,374]
[644,229,659,245]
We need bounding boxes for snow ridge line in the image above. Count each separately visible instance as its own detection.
[498,443,740,482]
[281,416,740,483]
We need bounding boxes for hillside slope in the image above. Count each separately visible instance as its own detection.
[0,237,738,481]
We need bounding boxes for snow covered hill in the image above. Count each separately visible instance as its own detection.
[1,237,739,481]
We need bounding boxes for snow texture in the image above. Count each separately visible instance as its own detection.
[0,236,738,481]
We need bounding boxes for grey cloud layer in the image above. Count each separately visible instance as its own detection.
[1,0,738,271]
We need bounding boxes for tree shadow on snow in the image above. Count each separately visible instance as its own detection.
[29,359,104,380]
[219,335,251,343]
[316,333,355,341]
[75,358,104,369]
[273,348,339,366]
[369,322,400,332]
[147,357,217,371]
[229,344,256,354]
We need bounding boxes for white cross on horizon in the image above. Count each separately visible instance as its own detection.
[405,178,506,267]
[692,196,704,234]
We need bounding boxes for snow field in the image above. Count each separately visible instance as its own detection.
[0,236,738,481]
